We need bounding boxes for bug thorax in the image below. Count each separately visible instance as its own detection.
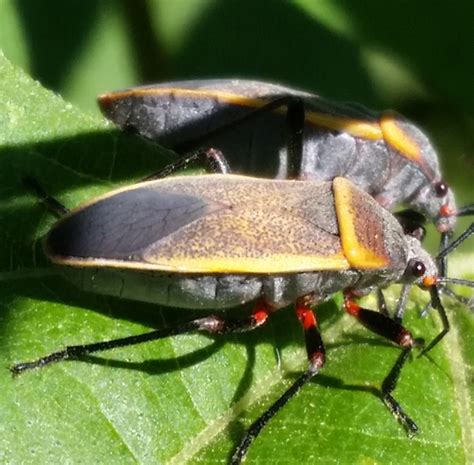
[401,236,438,285]
[410,180,457,233]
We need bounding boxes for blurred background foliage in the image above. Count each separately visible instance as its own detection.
[1,0,472,234]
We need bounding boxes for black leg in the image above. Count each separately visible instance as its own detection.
[438,231,451,277]
[174,95,307,179]
[231,367,317,465]
[381,348,418,437]
[418,286,449,356]
[231,296,325,464]
[438,201,473,280]
[420,222,474,322]
[10,301,272,375]
[142,147,231,181]
[285,98,305,179]
[456,204,474,217]
[437,222,474,261]
[421,285,473,318]
[419,278,474,353]
[376,286,412,322]
[344,293,419,436]
[440,286,473,307]
[23,176,69,217]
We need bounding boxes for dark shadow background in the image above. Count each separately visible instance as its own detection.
[11,0,474,109]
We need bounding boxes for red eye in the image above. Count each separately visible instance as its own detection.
[434,181,448,198]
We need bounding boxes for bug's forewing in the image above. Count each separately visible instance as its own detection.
[45,185,218,261]
[46,175,350,274]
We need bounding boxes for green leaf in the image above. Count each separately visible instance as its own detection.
[0,52,472,465]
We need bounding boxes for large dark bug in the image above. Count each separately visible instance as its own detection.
[12,172,473,463]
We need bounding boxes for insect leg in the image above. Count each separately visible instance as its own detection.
[438,286,472,307]
[437,222,474,261]
[142,94,305,181]
[284,98,305,178]
[174,95,306,179]
[381,347,418,437]
[456,204,474,217]
[419,277,473,354]
[376,284,412,323]
[10,301,273,375]
[344,294,419,436]
[438,231,451,277]
[418,286,449,356]
[23,175,69,217]
[231,296,325,465]
[142,147,231,181]
[422,222,474,319]
[393,284,412,323]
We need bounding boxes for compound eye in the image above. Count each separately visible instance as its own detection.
[434,181,448,198]
[410,260,426,278]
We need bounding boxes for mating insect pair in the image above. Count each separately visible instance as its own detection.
[99,78,474,323]
[98,79,473,241]
[12,81,473,463]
